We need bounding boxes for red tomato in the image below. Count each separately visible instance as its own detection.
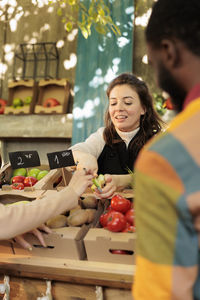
[11,182,24,190]
[12,175,25,184]
[106,211,126,232]
[23,176,38,187]
[122,225,136,233]
[111,249,128,255]
[111,194,131,214]
[99,210,115,227]
[125,208,135,225]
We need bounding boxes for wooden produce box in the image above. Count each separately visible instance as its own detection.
[34,78,71,114]
[0,162,50,191]
[4,80,38,115]
[33,167,72,190]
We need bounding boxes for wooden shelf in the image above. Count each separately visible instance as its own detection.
[0,114,72,139]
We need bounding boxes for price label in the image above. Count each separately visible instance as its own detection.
[47,149,75,169]
[9,151,41,169]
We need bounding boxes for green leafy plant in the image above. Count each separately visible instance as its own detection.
[49,0,121,39]
[153,93,166,116]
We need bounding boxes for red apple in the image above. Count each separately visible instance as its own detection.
[23,176,38,187]
[0,98,7,114]
[12,175,25,184]
[43,98,60,107]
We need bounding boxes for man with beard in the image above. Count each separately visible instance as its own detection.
[133,0,200,299]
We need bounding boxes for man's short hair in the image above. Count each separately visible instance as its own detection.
[146,0,200,56]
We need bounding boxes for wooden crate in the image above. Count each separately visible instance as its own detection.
[4,80,38,115]
[34,78,71,114]
[0,163,50,191]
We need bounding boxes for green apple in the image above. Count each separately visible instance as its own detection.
[13,168,27,177]
[24,96,32,105]
[27,168,40,178]
[13,98,23,108]
[37,170,49,181]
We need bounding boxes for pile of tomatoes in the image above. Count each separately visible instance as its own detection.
[99,194,135,233]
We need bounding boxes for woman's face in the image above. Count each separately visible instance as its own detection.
[108,84,145,132]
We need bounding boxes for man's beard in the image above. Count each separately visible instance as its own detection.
[157,62,186,112]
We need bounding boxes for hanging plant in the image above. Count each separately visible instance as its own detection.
[49,0,121,39]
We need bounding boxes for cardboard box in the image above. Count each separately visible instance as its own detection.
[84,228,136,265]
[13,226,88,260]
[34,78,71,114]
[4,80,38,115]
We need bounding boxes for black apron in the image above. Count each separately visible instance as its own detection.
[97,134,140,175]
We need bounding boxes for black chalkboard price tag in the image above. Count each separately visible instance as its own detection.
[47,149,75,170]
[8,151,41,169]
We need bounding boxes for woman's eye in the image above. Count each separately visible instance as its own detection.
[125,102,132,105]
[110,102,117,106]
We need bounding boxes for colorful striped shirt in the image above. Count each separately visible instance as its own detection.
[133,84,200,300]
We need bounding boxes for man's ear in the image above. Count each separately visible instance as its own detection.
[161,39,181,69]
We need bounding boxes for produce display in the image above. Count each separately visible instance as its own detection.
[9,167,49,190]
[99,194,135,233]
[45,195,98,228]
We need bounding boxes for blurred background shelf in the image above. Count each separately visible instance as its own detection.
[0,114,72,165]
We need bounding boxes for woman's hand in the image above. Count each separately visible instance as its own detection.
[73,151,98,176]
[94,174,117,199]
[94,174,133,199]
[13,224,51,251]
[68,169,94,196]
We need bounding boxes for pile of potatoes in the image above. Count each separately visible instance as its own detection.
[46,195,98,229]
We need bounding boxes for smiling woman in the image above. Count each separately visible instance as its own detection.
[71,73,163,177]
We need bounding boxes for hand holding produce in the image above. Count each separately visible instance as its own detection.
[68,169,93,196]
[94,174,117,198]
[91,174,105,192]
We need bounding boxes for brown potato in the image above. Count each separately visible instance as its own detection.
[81,196,97,209]
[67,209,88,226]
[46,215,68,228]
[86,209,96,223]
[69,205,82,215]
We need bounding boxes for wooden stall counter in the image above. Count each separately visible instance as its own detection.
[0,253,134,299]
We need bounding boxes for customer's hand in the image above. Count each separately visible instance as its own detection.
[13,224,51,251]
[68,169,94,196]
